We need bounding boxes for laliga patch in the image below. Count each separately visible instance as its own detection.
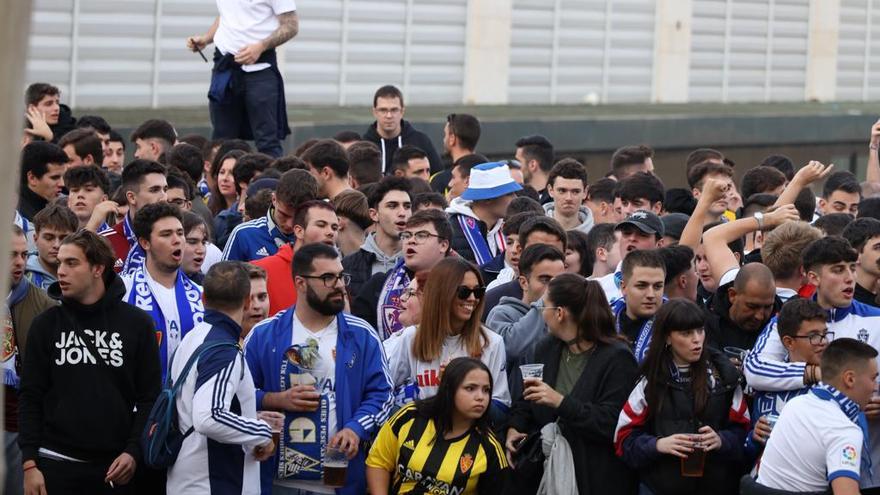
[842,445,858,467]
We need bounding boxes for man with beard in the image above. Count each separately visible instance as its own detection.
[122,202,204,382]
[244,243,393,495]
[595,210,664,303]
[4,225,56,495]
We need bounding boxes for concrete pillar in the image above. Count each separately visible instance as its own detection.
[652,0,692,103]
[0,1,34,486]
[805,0,840,101]
[463,0,512,104]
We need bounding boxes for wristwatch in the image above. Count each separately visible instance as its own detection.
[753,211,765,229]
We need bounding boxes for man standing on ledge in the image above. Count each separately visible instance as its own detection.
[186,0,299,157]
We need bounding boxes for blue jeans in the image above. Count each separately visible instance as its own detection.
[4,431,22,495]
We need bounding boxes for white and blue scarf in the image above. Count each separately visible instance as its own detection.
[611,298,659,363]
[812,382,872,480]
[127,267,204,379]
[377,259,411,341]
[121,215,146,277]
[456,215,505,267]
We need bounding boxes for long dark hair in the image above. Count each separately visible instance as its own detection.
[640,298,710,420]
[545,273,624,345]
[416,357,493,438]
[208,149,245,215]
[414,258,487,361]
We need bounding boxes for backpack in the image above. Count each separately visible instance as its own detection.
[141,340,241,469]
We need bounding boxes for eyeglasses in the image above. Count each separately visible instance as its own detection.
[376,107,402,116]
[456,286,486,300]
[400,288,421,303]
[300,273,351,288]
[399,231,443,243]
[791,331,834,345]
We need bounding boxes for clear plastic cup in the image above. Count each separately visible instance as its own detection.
[323,446,349,487]
[519,363,544,383]
[257,411,285,447]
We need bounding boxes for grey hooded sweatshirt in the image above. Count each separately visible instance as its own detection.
[542,202,595,234]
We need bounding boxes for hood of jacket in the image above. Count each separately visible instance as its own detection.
[542,202,595,233]
[364,119,417,142]
[496,295,530,315]
[360,232,400,269]
[47,270,127,314]
[445,196,480,219]
[25,254,54,278]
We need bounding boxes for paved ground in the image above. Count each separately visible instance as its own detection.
[79,101,880,127]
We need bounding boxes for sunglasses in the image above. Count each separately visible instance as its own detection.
[455,286,486,300]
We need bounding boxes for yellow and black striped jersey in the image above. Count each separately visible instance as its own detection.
[366,403,508,495]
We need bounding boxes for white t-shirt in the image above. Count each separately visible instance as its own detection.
[277,313,338,494]
[123,269,183,368]
[596,261,623,303]
[200,242,223,274]
[386,325,511,406]
[757,392,863,491]
[214,0,297,71]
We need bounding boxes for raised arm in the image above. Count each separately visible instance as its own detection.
[868,119,880,184]
[679,178,728,250]
[772,161,834,208]
[702,204,800,283]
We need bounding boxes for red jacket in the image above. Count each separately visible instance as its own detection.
[101,221,130,273]
[252,243,297,316]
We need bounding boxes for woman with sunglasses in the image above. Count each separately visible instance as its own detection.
[614,298,749,495]
[367,357,510,494]
[386,257,511,412]
[505,274,638,495]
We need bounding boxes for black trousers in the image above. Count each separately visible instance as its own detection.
[209,67,284,157]
[40,457,132,495]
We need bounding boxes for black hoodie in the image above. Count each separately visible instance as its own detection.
[363,119,444,175]
[18,272,161,464]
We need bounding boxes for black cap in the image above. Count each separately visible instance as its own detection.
[616,210,665,237]
[661,213,690,240]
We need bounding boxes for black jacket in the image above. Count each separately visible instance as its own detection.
[49,104,77,144]
[705,281,781,352]
[507,338,639,495]
[621,350,747,495]
[343,249,380,298]
[18,273,161,464]
[17,185,49,222]
[363,119,443,175]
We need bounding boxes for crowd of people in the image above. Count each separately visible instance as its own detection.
[9,5,880,495]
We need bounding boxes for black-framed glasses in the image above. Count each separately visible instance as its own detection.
[399,231,443,243]
[456,286,486,300]
[300,273,351,288]
[791,331,834,345]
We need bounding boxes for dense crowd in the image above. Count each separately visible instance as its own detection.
[9,2,880,495]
